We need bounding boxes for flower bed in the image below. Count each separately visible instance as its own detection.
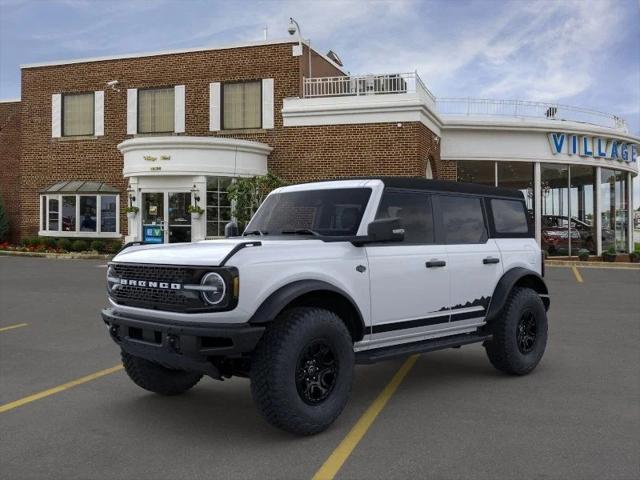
[0,237,122,254]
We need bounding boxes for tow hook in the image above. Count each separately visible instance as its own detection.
[167,334,181,353]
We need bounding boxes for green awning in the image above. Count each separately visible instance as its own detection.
[41,181,120,194]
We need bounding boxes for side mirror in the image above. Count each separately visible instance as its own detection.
[365,218,405,243]
[224,221,239,238]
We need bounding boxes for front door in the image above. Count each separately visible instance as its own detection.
[141,192,192,243]
[366,190,451,349]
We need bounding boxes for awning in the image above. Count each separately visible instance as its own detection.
[41,181,120,194]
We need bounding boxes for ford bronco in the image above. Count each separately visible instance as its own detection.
[102,177,549,435]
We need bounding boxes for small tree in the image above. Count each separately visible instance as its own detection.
[226,173,285,228]
[0,195,9,242]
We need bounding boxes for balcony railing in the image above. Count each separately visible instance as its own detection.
[436,98,628,132]
[303,72,435,101]
[301,73,628,132]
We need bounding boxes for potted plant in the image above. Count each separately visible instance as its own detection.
[603,245,617,262]
[125,206,139,221]
[187,204,204,219]
[577,248,590,261]
[629,248,640,263]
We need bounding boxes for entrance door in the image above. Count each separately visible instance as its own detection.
[141,192,192,243]
[167,192,191,243]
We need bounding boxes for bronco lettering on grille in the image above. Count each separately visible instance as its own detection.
[119,279,182,290]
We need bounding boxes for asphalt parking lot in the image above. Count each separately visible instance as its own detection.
[1,256,639,480]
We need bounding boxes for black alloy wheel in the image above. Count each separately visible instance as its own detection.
[295,339,339,405]
[516,311,537,354]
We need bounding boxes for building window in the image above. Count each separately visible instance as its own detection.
[570,166,596,255]
[457,160,495,186]
[40,193,119,237]
[206,177,233,237]
[138,87,174,133]
[541,164,570,256]
[601,169,628,253]
[497,162,535,229]
[222,81,261,129]
[62,92,94,136]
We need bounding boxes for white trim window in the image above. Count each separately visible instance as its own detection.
[128,85,185,134]
[52,91,104,138]
[222,81,262,130]
[39,192,120,238]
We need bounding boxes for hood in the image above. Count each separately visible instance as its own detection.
[112,238,253,266]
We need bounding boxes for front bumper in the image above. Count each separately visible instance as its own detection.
[102,308,265,378]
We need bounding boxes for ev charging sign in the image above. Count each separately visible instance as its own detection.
[548,132,638,164]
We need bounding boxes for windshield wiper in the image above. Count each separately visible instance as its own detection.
[281,229,321,237]
[243,230,267,236]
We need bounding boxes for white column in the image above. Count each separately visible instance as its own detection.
[595,167,602,256]
[534,162,541,247]
[125,177,140,243]
[191,175,207,242]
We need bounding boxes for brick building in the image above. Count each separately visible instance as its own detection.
[0,37,637,255]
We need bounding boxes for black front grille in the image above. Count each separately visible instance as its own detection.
[110,263,207,312]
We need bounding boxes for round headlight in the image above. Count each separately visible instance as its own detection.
[201,272,226,305]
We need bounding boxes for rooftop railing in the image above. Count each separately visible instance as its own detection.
[436,98,628,132]
[303,72,436,102]
[301,73,628,132]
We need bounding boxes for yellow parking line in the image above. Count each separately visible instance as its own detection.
[0,365,123,414]
[312,354,419,480]
[0,323,28,333]
[571,265,584,283]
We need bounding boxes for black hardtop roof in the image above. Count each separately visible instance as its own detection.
[313,176,525,200]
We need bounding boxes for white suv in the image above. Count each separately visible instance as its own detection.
[103,177,550,435]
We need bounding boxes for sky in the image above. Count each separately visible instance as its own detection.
[1,0,639,204]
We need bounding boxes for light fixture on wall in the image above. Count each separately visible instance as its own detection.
[288,17,312,78]
[191,185,201,204]
[126,187,136,205]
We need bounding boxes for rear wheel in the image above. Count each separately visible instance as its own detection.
[250,307,354,435]
[121,351,202,395]
[485,287,548,375]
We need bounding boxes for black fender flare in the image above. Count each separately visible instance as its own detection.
[248,279,366,341]
[485,267,550,323]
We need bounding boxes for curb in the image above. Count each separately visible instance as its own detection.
[546,260,640,270]
[0,250,113,260]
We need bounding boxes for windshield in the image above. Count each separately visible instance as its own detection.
[245,188,372,237]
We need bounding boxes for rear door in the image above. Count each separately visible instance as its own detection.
[434,194,502,326]
[365,189,451,349]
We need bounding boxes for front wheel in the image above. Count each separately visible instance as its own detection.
[250,307,354,435]
[484,287,548,375]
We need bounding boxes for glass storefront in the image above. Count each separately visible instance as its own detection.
[601,169,629,253]
[497,162,535,230]
[457,160,632,256]
[206,176,233,237]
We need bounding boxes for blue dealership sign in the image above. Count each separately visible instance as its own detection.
[143,225,164,243]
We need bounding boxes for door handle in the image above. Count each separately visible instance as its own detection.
[483,257,500,264]
[426,260,446,268]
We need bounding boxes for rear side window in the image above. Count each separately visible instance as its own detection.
[491,199,529,234]
[438,195,487,244]
[375,190,434,244]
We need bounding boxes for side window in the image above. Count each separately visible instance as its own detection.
[375,190,434,244]
[438,195,487,244]
[491,199,529,234]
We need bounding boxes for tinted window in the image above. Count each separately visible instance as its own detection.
[492,199,529,234]
[246,188,371,236]
[375,190,434,244]
[439,195,487,244]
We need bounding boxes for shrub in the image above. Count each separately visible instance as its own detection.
[57,238,73,251]
[105,239,123,253]
[71,239,89,252]
[21,237,36,247]
[577,249,589,261]
[0,195,9,242]
[41,237,58,249]
[90,240,106,253]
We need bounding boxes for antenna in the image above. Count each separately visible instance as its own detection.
[263,25,268,41]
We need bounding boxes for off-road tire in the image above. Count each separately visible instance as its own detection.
[250,307,354,435]
[485,287,548,375]
[121,351,202,395]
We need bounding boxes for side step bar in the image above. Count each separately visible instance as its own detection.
[355,332,491,365]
